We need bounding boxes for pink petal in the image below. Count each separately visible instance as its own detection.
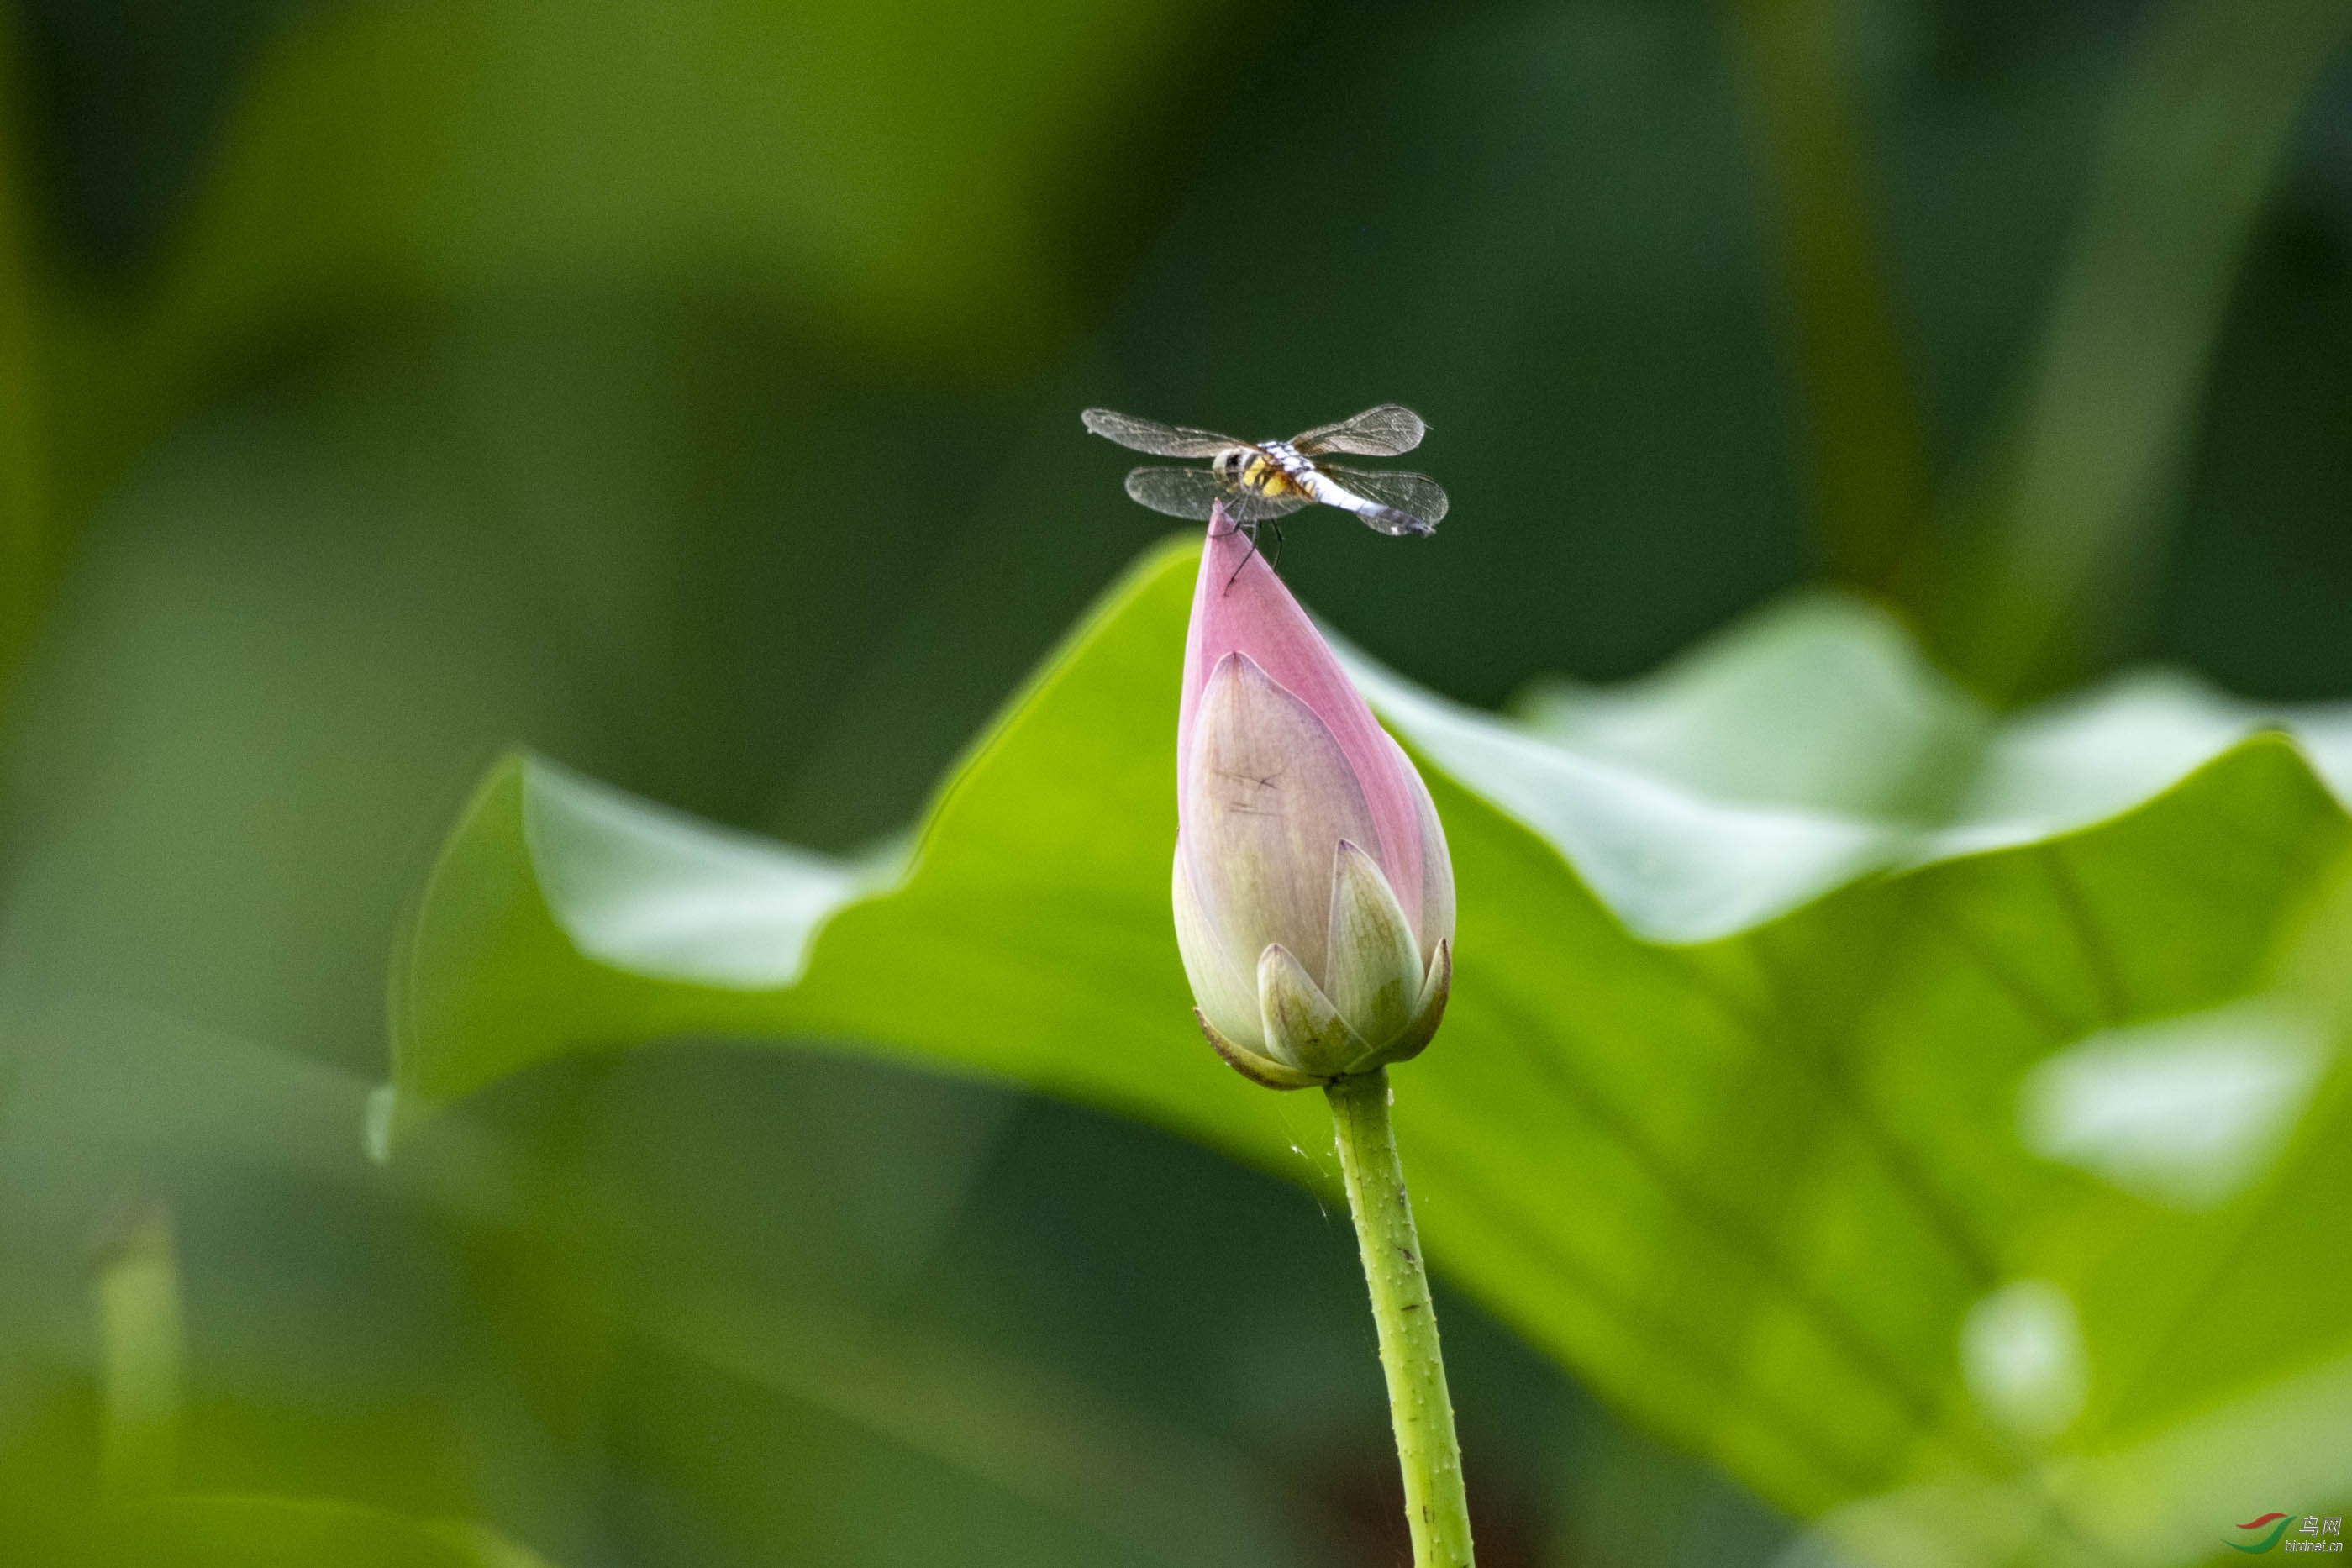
[1177,513,1427,939]
[1384,731,1455,962]
[1181,651,1379,989]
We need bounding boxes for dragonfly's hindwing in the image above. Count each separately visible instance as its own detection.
[1123,466,1230,520]
[1125,466,1307,524]
[1321,465,1449,531]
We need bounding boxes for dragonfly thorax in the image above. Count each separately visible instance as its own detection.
[1216,443,1313,500]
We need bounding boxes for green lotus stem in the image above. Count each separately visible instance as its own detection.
[1326,1068,1474,1568]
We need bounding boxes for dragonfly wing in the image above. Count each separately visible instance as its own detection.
[1123,467,1308,524]
[1083,408,1238,458]
[1290,403,1427,457]
[1123,466,1231,519]
[1322,465,1449,530]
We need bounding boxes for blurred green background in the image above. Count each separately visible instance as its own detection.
[2,0,2349,1563]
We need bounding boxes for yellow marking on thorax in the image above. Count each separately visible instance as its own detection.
[1239,454,1307,498]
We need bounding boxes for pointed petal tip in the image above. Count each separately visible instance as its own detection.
[1355,938,1451,1073]
[1260,941,1372,1080]
[1323,839,1424,1048]
[1198,506,1289,598]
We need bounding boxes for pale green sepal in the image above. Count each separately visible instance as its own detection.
[1259,942,1372,1079]
[1322,839,1425,1050]
[1351,939,1451,1072]
[1193,1008,1323,1091]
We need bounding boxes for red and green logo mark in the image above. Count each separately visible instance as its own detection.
[2228,1513,2345,1552]
[2229,1515,2296,1554]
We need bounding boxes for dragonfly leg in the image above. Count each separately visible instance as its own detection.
[1224,519,1255,587]
[1220,515,1290,588]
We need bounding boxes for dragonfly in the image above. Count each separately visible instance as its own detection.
[1081,403,1448,541]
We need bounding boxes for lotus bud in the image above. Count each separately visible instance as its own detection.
[1171,511,1455,1088]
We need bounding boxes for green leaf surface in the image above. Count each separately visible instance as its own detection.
[87,1494,555,1568]
[387,539,2352,1560]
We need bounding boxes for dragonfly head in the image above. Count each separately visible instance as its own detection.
[1213,447,1252,484]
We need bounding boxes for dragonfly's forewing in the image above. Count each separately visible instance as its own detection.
[1290,404,1427,458]
[1083,408,1238,459]
[1323,464,1449,529]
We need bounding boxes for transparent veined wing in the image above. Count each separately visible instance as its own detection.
[1082,408,1239,459]
[1289,403,1427,458]
[1123,466,1306,524]
[1321,464,1449,529]
[1123,466,1230,519]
